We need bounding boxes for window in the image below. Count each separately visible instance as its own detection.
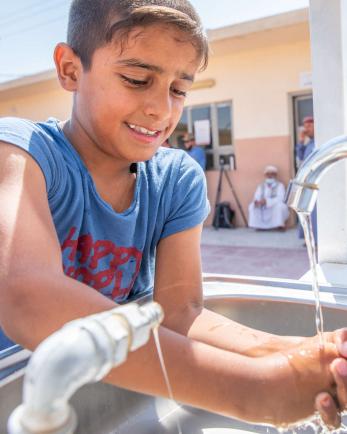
[217,104,232,146]
[170,107,188,149]
[172,101,234,170]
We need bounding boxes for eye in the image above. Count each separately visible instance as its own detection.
[171,87,187,98]
[120,75,148,87]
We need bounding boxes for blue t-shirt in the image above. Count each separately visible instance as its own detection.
[0,117,210,349]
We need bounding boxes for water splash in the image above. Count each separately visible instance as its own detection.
[281,410,347,433]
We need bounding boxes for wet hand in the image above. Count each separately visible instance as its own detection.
[287,331,347,429]
[317,328,347,428]
[257,332,340,428]
[272,329,347,429]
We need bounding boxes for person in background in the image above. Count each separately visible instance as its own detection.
[182,132,206,170]
[296,116,315,168]
[296,116,317,243]
[248,165,289,231]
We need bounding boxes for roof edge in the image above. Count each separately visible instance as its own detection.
[207,7,309,42]
[0,69,57,93]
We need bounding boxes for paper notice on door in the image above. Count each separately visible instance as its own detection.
[194,119,211,146]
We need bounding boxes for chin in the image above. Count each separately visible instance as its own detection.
[131,144,161,161]
[119,149,157,164]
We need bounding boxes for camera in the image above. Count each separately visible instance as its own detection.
[219,154,235,170]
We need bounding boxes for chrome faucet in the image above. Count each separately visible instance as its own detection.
[285,135,347,213]
[8,301,163,434]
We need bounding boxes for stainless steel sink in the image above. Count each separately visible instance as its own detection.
[1,275,347,434]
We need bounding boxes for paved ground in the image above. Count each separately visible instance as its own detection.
[201,227,310,279]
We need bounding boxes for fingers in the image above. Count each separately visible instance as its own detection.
[331,358,347,412]
[315,392,341,430]
[314,331,347,430]
[334,329,347,358]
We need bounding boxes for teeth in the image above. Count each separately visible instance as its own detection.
[128,123,158,136]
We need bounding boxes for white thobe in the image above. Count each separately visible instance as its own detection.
[248,181,289,229]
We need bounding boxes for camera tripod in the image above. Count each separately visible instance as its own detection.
[213,163,248,227]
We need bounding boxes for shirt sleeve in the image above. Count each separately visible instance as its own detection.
[160,153,210,239]
[0,117,58,197]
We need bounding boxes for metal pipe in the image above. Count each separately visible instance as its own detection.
[285,135,347,213]
[7,301,163,434]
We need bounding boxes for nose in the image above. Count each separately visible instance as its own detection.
[143,85,172,123]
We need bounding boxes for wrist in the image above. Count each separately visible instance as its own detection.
[244,335,304,357]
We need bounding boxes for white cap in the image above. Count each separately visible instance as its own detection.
[264,165,278,174]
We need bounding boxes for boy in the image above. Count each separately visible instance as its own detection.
[0,0,346,429]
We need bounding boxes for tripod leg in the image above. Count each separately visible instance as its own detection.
[223,171,248,226]
[213,167,224,230]
[215,167,223,206]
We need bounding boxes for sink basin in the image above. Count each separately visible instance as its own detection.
[1,274,347,434]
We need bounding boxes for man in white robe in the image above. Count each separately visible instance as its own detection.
[248,165,289,230]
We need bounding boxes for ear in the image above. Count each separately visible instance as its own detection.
[54,43,82,92]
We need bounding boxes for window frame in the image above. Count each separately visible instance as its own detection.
[173,100,234,170]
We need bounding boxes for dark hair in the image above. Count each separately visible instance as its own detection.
[67,0,209,71]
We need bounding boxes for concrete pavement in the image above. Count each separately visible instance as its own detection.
[201,227,310,279]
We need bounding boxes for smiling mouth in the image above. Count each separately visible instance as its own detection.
[126,122,161,137]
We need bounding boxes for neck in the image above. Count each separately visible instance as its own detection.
[62,117,131,182]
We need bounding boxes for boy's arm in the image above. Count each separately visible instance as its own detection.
[0,142,292,423]
[0,142,118,347]
[154,224,302,356]
[1,142,346,427]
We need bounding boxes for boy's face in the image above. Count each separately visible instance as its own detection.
[70,24,201,164]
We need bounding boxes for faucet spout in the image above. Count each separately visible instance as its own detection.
[286,135,347,213]
[7,301,163,434]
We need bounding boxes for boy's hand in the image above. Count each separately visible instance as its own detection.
[334,327,347,358]
[253,329,347,429]
[259,330,347,430]
[319,328,347,428]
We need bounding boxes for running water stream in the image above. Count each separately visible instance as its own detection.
[153,327,183,434]
[298,212,325,346]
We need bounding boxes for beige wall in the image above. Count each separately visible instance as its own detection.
[0,22,311,227]
[0,78,72,121]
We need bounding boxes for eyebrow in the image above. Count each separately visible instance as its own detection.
[115,58,194,82]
